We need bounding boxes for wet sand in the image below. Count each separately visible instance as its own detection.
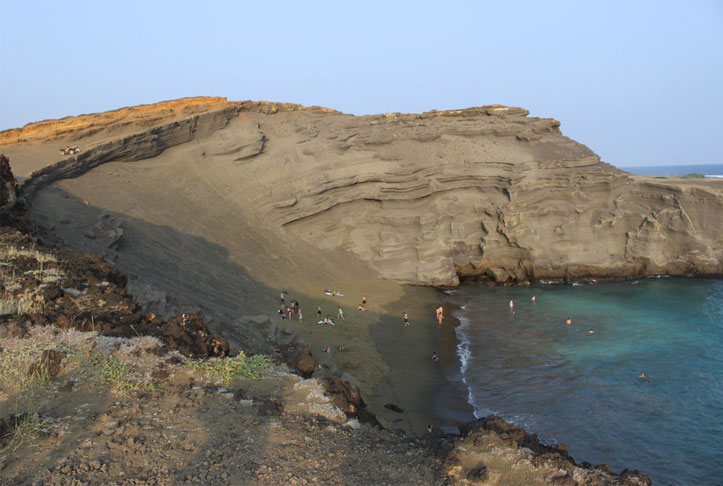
[368,285,475,435]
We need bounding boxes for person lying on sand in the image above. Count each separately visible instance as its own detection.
[357,304,366,311]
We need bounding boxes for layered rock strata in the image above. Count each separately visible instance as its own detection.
[2,97,721,287]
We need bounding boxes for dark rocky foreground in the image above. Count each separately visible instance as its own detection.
[0,226,228,359]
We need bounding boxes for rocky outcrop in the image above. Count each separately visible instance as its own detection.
[277,342,318,378]
[0,227,229,358]
[2,98,721,287]
[0,154,18,224]
[441,416,651,485]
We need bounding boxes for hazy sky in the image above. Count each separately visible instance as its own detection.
[1,1,721,167]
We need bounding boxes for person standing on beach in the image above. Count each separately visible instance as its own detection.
[296,302,302,320]
[317,304,322,320]
[403,312,410,327]
[337,306,345,321]
[436,306,444,325]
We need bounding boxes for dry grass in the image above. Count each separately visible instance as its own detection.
[0,245,57,264]
[0,243,63,316]
[0,327,92,397]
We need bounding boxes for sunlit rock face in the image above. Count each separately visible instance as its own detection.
[3,97,722,287]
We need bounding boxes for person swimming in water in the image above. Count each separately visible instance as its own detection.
[588,328,595,334]
[566,317,572,325]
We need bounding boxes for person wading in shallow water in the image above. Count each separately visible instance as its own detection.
[436,306,444,325]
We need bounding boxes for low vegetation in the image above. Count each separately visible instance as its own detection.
[90,354,157,396]
[188,351,272,386]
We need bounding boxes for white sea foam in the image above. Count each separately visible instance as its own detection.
[453,311,494,419]
[706,175,723,179]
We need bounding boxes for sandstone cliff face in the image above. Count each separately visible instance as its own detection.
[2,98,721,287]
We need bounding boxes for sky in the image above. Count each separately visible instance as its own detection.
[0,1,721,167]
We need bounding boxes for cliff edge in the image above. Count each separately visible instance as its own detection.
[2,97,721,289]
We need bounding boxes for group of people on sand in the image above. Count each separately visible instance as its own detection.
[278,291,302,320]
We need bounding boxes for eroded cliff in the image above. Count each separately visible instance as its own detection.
[2,97,721,288]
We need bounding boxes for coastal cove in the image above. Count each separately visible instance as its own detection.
[3,98,722,484]
[435,278,723,486]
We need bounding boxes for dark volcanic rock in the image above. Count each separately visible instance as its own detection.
[0,153,18,223]
[161,313,229,358]
[0,413,27,448]
[258,399,284,416]
[446,416,652,485]
[0,320,31,338]
[28,349,67,379]
[277,342,318,378]
[0,228,229,358]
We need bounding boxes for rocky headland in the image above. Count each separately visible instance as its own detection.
[3,97,721,288]
[2,96,719,484]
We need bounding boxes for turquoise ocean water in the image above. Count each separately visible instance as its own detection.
[618,163,723,178]
[444,278,723,485]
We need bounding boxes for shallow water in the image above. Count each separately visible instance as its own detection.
[445,278,723,486]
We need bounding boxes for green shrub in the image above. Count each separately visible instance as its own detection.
[91,355,156,395]
[188,352,271,386]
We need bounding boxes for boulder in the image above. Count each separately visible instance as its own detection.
[277,342,318,378]
[28,349,66,379]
